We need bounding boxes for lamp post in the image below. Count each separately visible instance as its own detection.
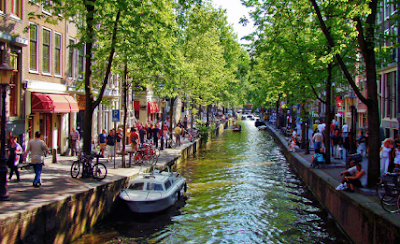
[349,94,357,154]
[0,62,14,201]
[160,99,166,150]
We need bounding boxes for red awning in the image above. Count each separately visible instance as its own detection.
[134,101,140,111]
[31,93,79,113]
[147,102,159,114]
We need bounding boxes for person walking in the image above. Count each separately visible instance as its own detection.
[116,128,123,152]
[174,124,181,147]
[130,127,139,151]
[312,129,323,152]
[69,128,80,156]
[106,130,115,162]
[98,129,107,156]
[380,138,394,175]
[151,124,160,149]
[138,126,146,146]
[7,136,22,182]
[23,131,50,187]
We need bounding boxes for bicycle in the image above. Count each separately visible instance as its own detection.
[133,142,159,165]
[71,153,107,180]
[187,128,201,142]
[377,169,400,213]
[165,134,176,148]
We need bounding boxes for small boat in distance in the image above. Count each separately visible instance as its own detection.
[232,124,242,132]
[119,166,187,213]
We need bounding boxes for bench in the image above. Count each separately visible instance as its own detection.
[117,150,136,167]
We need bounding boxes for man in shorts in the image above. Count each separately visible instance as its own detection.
[98,129,107,156]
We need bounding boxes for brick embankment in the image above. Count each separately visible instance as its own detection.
[0,120,232,244]
[265,123,400,244]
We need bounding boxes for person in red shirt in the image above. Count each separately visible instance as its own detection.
[129,128,140,151]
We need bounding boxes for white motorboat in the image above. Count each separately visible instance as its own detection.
[119,166,187,213]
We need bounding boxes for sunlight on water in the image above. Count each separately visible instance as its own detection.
[74,119,350,244]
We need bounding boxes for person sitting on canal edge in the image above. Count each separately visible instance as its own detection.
[311,147,324,168]
[336,160,357,190]
[339,163,366,193]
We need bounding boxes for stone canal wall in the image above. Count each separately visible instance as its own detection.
[266,125,400,244]
[0,121,229,244]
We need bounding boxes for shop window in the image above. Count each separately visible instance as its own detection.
[394,129,398,140]
[42,28,51,73]
[54,33,61,75]
[29,24,38,71]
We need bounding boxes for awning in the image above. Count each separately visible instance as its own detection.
[147,102,159,114]
[31,93,79,113]
[134,101,140,111]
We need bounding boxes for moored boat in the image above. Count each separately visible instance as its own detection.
[119,166,187,213]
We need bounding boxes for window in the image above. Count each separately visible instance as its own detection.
[78,45,84,79]
[128,182,144,190]
[29,24,38,71]
[42,28,51,73]
[9,52,19,116]
[54,33,61,75]
[147,183,163,191]
[12,0,22,18]
[384,0,391,19]
[0,0,5,13]
[68,39,75,78]
[42,0,52,15]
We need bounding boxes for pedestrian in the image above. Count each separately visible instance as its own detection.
[393,140,400,169]
[331,129,341,159]
[106,130,115,162]
[130,127,139,151]
[311,147,324,168]
[138,126,146,146]
[69,128,80,156]
[98,129,107,156]
[174,124,181,147]
[151,124,160,149]
[342,123,348,138]
[356,131,367,157]
[116,128,123,152]
[183,115,188,130]
[380,138,394,175]
[312,129,323,152]
[7,135,23,182]
[23,131,50,187]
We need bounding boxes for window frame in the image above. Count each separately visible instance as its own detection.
[0,0,5,14]
[54,32,62,76]
[42,27,51,74]
[78,44,84,80]
[68,38,75,78]
[29,23,38,72]
[12,0,22,18]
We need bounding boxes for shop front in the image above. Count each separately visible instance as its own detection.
[29,92,79,153]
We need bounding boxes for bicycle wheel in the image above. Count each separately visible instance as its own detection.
[376,182,398,200]
[381,193,400,213]
[71,161,81,178]
[93,163,107,180]
[133,151,144,164]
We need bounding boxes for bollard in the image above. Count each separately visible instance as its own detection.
[52,148,57,163]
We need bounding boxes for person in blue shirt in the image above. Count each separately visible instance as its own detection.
[98,129,107,156]
[311,147,324,168]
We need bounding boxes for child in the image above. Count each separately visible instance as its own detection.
[311,147,324,168]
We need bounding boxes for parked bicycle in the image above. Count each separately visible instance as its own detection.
[133,141,159,165]
[165,134,176,149]
[187,128,201,142]
[377,169,400,213]
[71,152,107,180]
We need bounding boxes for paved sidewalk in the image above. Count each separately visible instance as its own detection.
[0,140,191,218]
[269,123,376,197]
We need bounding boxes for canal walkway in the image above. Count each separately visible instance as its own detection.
[0,136,201,244]
[264,122,400,244]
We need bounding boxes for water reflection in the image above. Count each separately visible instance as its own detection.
[74,120,350,244]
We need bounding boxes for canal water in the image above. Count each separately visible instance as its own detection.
[74,120,350,244]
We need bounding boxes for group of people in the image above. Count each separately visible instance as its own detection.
[379,138,400,175]
[96,119,190,161]
[6,131,50,188]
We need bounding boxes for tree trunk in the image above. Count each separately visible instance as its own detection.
[169,97,176,139]
[121,56,128,168]
[324,63,332,164]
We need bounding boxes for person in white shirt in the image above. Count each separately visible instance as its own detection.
[342,123,348,137]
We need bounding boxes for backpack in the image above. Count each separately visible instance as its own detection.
[130,134,137,144]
